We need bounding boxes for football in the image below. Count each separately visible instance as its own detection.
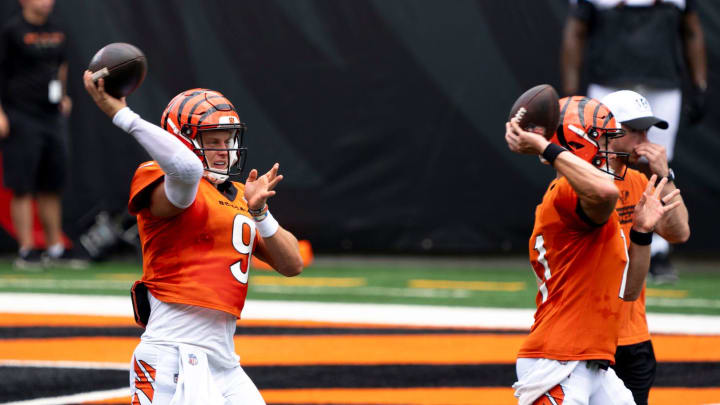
[88,42,147,98]
[508,84,559,139]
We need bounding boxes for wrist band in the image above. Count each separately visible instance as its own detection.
[249,204,268,219]
[542,143,567,165]
[630,228,653,246]
[255,211,279,238]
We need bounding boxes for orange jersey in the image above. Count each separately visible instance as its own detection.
[615,168,651,346]
[128,162,258,318]
[519,177,629,362]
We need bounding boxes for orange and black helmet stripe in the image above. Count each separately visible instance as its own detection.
[161,89,241,138]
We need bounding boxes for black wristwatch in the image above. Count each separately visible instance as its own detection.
[666,168,675,183]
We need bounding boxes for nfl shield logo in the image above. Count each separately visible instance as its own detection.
[188,353,198,366]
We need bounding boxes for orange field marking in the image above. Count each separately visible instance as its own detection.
[652,334,720,362]
[0,335,522,364]
[0,313,136,327]
[1,333,719,365]
[83,387,720,405]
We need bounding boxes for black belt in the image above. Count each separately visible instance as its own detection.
[586,359,610,371]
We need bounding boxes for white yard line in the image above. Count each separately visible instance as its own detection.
[1,388,130,405]
[0,292,719,334]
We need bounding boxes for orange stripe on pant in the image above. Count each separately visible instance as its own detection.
[534,385,564,404]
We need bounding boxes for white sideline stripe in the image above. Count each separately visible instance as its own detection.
[1,387,130,405]
[0,293,719,334]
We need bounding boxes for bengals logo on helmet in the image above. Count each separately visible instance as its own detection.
[550,96,629,180]
[160,89,248,183]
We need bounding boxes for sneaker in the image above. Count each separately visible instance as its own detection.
[14,249,45,271]
[649,252,678,285]
[43,248,90,270]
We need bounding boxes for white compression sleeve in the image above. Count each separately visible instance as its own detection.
[113,107,203,209]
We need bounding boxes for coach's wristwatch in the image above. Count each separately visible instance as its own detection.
[666,168,675,183]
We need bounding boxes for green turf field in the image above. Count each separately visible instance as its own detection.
[0,256,718,315]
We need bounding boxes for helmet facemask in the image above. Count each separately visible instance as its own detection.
[589,127,630,181]
[187,123,248,184]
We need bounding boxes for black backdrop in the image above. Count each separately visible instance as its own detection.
[1,0,718,255]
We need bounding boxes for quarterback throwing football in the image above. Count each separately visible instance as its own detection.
[84,71,303,404]
[505,96,680,405]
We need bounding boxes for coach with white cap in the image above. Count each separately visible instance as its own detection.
[602,90,687,282]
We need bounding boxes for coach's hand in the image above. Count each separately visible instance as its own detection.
[634,142,669,178]
[83,70,126,119]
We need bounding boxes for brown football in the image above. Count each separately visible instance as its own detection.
[88,42,147,98]
[508,84,559,139]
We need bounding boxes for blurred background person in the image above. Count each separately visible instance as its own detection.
[0,0,75,269]
[561,0,706,281]
[602,90,690,405]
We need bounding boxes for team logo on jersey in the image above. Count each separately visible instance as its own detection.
[188,353,198,366]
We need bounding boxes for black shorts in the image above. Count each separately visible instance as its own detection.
[613,340,657,405]
[1,108,68,194]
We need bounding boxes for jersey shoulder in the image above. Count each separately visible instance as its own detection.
[129,161,164,215]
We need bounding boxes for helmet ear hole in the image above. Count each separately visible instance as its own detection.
[181,125,193,137]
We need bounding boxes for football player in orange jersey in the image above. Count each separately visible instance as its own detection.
[83,71,303,405]
[601,90,690,405]
[504,96,681,405]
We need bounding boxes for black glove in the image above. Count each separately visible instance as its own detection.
[684,84,707,124]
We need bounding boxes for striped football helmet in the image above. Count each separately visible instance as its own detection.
[551,96,628,180]
[160,88,247,183]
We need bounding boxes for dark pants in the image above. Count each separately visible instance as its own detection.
[613,340,657,405]
[1,108,68,194]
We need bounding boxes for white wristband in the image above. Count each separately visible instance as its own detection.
[255,211,279,238]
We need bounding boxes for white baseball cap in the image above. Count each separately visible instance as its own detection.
[601,90,668,131]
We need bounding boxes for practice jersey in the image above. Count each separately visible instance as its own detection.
[129,162,258,318]
[0,14,67,116]
[615,168,651,346]
[519,176,629,362]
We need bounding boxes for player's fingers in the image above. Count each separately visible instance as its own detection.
[644,174,658,195]
[97,78,107,95]
[246,168,258,182]
[266,174,283,191]
[83,71,99,95]
[505,133,517,149]
[653,177,668,198]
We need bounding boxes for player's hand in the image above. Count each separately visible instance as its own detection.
[632,175,682,233]
[0,109,9,139]
[83,70,126,119]
[244,163,284,211]
[634,142,669,178]
[505,120,550,156]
